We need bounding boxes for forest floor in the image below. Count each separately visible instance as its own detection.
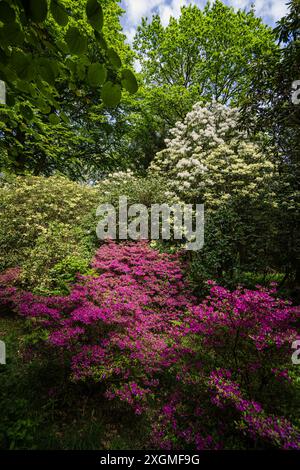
[0,314,147,450]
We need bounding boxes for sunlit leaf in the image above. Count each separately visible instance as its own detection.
[101,81,121,107]
[86,0,103,32]
[87,63,107,87]
[50,0,69,27]
[65,27,88,55]
[121,69,138,94]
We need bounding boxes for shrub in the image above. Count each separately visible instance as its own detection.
[0,175,99,272]
[95,171,183,246]
[150,102,275,206]
[0,175,100,293]
[1,242,299,450]
[149,102,283,286]
[20,222,96,295]
[188,203,281,292]
[95,170,180,212]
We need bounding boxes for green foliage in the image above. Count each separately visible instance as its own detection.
[119,0,278,167]
[101,81,122,107]
[65,26,88,55]
[0,175,99,292]
[50,0,69,27]
[20,222,96,294]
[241,0,300,287]
[0,0,138,175]
[121,69,139,95]
[88,63,107,87]
[188,203,282,293]
[96,170,178,208]
[86,0,103,31]
[0,316,147,450]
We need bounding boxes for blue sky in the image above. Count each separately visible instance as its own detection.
[120,0,290,43]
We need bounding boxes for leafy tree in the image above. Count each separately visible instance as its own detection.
[122,0,278,167]
[241,0,300,289]
[0,0,138,175]
[150,102,283,283]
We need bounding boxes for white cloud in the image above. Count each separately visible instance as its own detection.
[249,0,289,23]
[124,26,137,44]
[122,0,164,23]
[121,0,290,49]
[158,0,188,26]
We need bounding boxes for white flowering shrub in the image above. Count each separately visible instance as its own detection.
[150,103,275,206]
[95,171,180,208]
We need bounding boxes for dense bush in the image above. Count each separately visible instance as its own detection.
[20,222,97,295]
[1,242,299,450]
[0,175,99,268]
[188,203,283,291]
[149,102,288,286]
[96,170,179,209]
[0,175,99,293]
[150,103,275,206]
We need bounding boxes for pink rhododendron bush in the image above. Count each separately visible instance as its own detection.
[1,242,299,450]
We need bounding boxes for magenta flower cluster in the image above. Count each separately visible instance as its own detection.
[1,241,299,450]
[209,369,300,449]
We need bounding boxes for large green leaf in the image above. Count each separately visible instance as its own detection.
[11,51,33,81]
[0,22,24,45]
[20,104,33,121]
[29,0,48,23]
[107,48,122,69]
[49,113,60,125]
[95,31,107,50]
[0,1,16,24]
[87,63,107,87]
[65,27,88,55]
[86,0,103,32]
[121,69,138,94]
[50,0,69,27]
[37,59,60,85]
[101,81,121,107]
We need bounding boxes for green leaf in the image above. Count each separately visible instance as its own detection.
[86,0,103,32]
[11,51,33,81]
[29,0,48,23]
[107,48,122,69]
[65,27,88,55]
[50,0,69,27]
[101,81,121,107]
[49,113,60,125]
[0,22,24,45]
[87,63,107,87]
[37,59,59,85]
[39,103,51,114]
[95,31,107,50]
[20,104,33,121]
[76,62,86,81]
[0,1,16,24]
[60,112,69,124]
[121,69,138,94]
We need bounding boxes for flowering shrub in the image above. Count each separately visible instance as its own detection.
[0,175,100,293]
[150,102,275,206]
[1,242,299,449]
[209,370,300,449]
[152,281,300,449]
[95,171,178,208]
[149,102,284,284]
[0,241,193,412]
